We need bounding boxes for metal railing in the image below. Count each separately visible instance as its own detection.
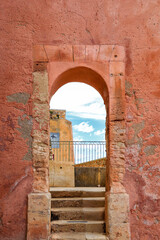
[50,141,106,164]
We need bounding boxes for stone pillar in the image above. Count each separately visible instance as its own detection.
[106,60,131,239]
[27,69,51,240]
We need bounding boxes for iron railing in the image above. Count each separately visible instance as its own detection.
[51,141,106,164]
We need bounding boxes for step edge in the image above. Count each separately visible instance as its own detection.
[51,207,105,212]
[51,220,105,224]
[51,197,105,200]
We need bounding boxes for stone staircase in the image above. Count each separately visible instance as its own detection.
[50,187,108,240]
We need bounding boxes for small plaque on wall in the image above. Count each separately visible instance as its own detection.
[50,132,60,148]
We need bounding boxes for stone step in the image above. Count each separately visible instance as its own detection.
[50,187,105,198]
[51,197,105,208]
[51,220,105,233]
[51,232,109,240]
[51,207,105,221]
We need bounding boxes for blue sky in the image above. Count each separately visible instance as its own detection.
[50,83,106,141]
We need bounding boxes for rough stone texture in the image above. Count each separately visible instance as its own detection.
[32,71,50,193]
[7,92,30,105]
[51,232,109,240]
[106,192,130,240]
[108,223,131,240]
[109,62,125,122]
[26,70,51,238]
[32,130,49,168]
[17,114,33,161]
[27,193,51,240]
[51,188,105,236]
[33,167,49,193]
[0,1,160,239]
[106,193,130,225]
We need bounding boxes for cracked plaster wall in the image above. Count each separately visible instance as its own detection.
[0,0,160,239]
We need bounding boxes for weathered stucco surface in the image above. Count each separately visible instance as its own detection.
[0,0,160,239]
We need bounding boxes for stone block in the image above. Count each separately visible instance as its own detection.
[27,224,50,240]
[109,97,125,121]
[73,45,86,61]
[32,131,49,168]
[110,45,125,62]
[44,45,73,61]
[32,129,49,145]
[27,193,51,240]
[105,192,130,239]
[86,45,99,61]
[110,121,126,143]
[106,192,130,224]
[33,45,48,62]
[33,168,49,192]
[110,141,125,151]
[33,102,49,130]
[109,223,130,240]
[109,61,125,79]
[28,193,51,211]
[109,62,125,100]
[109,167,125,183]
[32,147,49,168]
[109,154,125,167]
[32,71,49,102]
[98,45,114,61]
[49,162,75,187]
[109,182,127,194]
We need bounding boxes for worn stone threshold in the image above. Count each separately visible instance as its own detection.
[51,232,109,240]
[50,187,105,192]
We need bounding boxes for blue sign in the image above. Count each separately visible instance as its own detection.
[50,132,60,148]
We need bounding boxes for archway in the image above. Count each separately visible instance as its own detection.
[49,66,109,102]
[49,66,109,188]
[49,82,107,188]
[27,45,130,240]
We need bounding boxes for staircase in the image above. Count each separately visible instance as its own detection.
[50,187,108,240]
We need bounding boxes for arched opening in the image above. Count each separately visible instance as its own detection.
[49,66,109,187]
[48,66,109,237]
[49,66,109,103]
[49,82,107,188]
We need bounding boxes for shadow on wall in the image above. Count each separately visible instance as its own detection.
[75,167,106,187]
[74,158,106,187]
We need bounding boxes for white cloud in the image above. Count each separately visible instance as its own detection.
[94,129,105,135]
[50,83,106,120]
[74,136,84,141]
[73,122,94,133]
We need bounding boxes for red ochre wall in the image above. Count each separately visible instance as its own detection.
[0,1,160,239]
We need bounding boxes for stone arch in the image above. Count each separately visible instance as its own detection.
[49,66,109,103]
[27,45,131,240]
[49,65,109,188]
[48,62,110,183]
